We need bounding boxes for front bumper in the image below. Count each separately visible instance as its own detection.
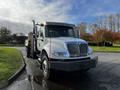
[49,56,98,71]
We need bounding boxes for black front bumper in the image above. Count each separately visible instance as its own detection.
[49,56,98,71]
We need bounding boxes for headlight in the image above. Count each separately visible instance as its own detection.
[52,52,68,57]
[88,47,93,55]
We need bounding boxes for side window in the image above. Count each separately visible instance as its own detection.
[40,31,44,37]
[68,29,74,37]
[36,26,39,38]
[36,31,39,38]
[39,27,44,38]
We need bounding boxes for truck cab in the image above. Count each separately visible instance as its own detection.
[26,21,98,79]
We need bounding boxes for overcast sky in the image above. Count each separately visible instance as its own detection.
[0,0,120,34]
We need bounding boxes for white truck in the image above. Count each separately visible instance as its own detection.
[26,20,98,79]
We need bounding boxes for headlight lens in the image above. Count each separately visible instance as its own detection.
[52,52,68,57]
[88,47,93,55]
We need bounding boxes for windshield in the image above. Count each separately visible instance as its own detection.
[45,25,75,37]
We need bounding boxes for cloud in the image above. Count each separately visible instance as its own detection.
[68,0,120,23]
[0,0,70,24]
[0,0,120,33]
[0,0,71,34]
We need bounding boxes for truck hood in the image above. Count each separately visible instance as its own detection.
[45,37,87,53]
[44,37,88,59]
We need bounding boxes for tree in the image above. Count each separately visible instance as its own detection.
[93,29,105,43]
[116,14,120,32]
[0,27,11,43]
[94,13,120,32]
[80,33,94,41]
[89,23,98,33]
[11,33,27,44]
[111,32,120,43]
[93,28,120,44]
[76,23,87,36]
[0,27,11,37]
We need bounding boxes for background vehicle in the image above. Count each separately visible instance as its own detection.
[26,20,98,79]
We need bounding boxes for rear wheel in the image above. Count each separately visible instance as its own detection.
[41,54,50,80]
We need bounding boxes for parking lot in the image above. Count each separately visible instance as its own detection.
[5,48,120,90]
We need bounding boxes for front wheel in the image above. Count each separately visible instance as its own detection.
[42,54,51,80]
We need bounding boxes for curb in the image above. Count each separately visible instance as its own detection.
[8,51,26,84]
[0,50,26,89]
[8,63,26,83]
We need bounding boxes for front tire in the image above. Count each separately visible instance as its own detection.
[41,54,50,80]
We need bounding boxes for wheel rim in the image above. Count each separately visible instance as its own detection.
[42,60,49,79]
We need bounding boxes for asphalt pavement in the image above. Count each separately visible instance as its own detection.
[4,47,120,90]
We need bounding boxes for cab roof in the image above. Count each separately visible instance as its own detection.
[43,22,75,27]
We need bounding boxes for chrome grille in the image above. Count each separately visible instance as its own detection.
[67,43,88,57]
[79,44,88,56]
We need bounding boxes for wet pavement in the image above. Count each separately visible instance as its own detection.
[4,47,120,90]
